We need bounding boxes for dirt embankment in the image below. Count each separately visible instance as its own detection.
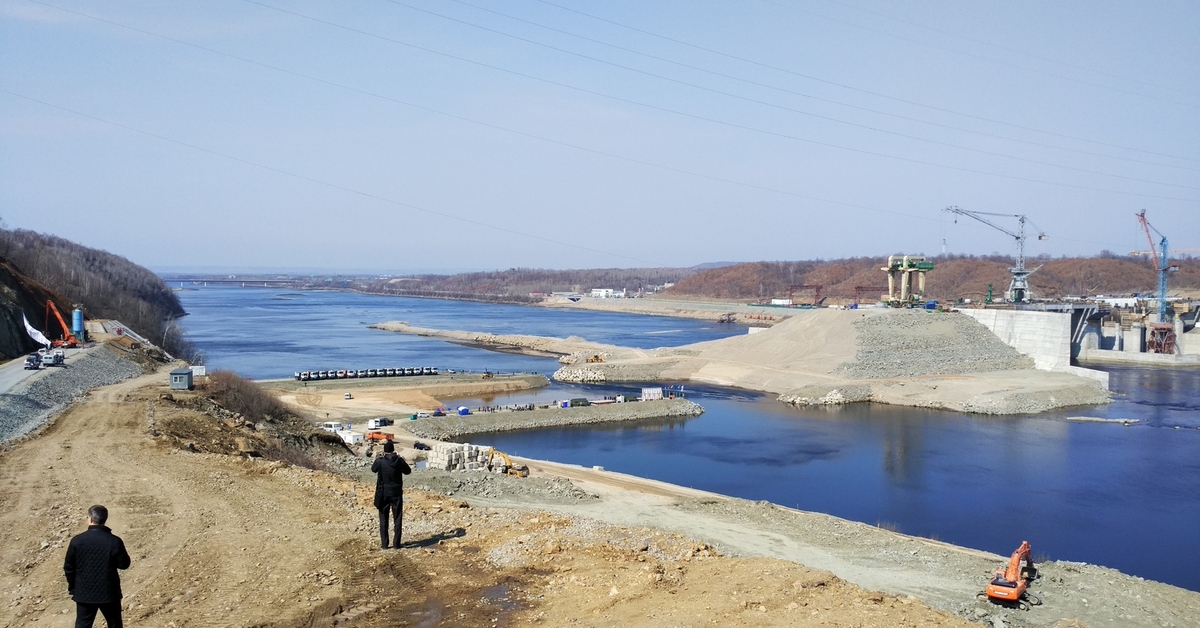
[375,309,1109,415]
[2,371,1197,627]
[369,322,636,360]
[0,371,973,627]
[405,398,704,440]
[262,373,551,421]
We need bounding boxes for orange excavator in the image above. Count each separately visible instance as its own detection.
[45,300,80,348]
[980,541,1041,610]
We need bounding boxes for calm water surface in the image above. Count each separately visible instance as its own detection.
[178,286,1200,592]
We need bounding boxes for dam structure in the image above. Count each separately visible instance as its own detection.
[960,299,1200,379]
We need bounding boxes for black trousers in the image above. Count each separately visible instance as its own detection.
[378,496,403,548]
[75,600,122,628]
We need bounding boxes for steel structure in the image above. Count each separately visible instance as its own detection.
[943,206,1047,303]
[880,256,933,305]
[1134,209,1178,324]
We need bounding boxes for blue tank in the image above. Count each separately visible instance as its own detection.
[72,308,84,337]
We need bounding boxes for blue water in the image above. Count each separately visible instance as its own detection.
[177,286,1200,592]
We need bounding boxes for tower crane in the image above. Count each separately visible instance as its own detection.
[1134,209,1178,324]
[943,206,1048,303]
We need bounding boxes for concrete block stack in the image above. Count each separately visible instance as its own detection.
[426,442,490,471]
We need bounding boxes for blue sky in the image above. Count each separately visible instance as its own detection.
[1,1,1196,273]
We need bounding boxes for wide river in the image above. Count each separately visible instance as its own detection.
[176,286,1200,592]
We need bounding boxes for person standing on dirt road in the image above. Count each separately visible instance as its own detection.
[64,504,131,628]
[372,441,411,549]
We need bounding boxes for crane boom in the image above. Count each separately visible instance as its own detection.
[44,301,80,348]
[1135,209,1170,323]
[943,206,1048,303]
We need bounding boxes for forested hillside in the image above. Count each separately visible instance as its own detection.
[664,255,1200,303]
[363,267,693,301]
[0,228,191,357]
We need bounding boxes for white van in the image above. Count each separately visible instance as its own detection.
[321,421,342,433]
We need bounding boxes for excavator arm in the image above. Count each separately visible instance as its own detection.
[1000,540,1032,584]
[983,540,1039,608]
[45,300,79,347]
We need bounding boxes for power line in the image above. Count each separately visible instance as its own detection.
[441,0,1196,173]
[532,0,1200,164]
[236,0,1199,202]
[379,0,1198,190]
[818,0,1200,100]
[18,0,945,224]
[760,0,1199,109]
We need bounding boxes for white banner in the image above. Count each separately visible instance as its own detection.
[23,313,52,347]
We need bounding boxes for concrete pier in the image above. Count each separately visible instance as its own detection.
[958,308,1110,387]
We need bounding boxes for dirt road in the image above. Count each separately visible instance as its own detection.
[2,372,1196,627]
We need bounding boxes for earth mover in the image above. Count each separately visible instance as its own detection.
[980,540,1041,610]
[486,448,529,478]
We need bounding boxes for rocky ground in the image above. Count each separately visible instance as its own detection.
[405,398,703,440]
[833,309,1034,379]
[2,366,1197,627]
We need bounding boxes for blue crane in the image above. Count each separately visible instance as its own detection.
[1134,209,1176,324]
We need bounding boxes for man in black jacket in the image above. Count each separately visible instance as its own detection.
[371,441,412,549]
[64,504,131,628]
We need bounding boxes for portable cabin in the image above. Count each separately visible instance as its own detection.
[169,368,194,391]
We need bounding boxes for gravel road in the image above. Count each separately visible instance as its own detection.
[0,344,146,441]
[405,398,704,440]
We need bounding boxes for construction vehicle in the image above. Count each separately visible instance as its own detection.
[486,448,529,477]
[44,301,80,348]
[365,430,393,442]
[481,372,494,379]
[979,541,1041,610]
[586,354,605,363]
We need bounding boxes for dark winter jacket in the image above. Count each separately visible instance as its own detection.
[64,525,131,604]
[372,453,412,508]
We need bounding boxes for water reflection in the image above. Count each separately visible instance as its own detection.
[882,419,922,481]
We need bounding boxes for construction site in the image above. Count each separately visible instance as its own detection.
[542,207,1199,372]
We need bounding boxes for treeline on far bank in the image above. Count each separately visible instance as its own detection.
[0,228,194,358]
[340,255,1200,304]
[666,254,1200,303]
[360,266,694,301]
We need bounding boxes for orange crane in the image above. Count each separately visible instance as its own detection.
[980,540,1041,610]
[44,300,80,348]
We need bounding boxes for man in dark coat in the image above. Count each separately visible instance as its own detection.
[64,504,131,628]
[371,441,412,549]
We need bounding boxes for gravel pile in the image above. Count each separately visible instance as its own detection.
[0,346,146,442]
[407,467,599,504]
[553,360,680,383]
[835,310,1034,379]
[406,398,703,440]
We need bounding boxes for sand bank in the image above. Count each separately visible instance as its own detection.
[374,309,1109,415]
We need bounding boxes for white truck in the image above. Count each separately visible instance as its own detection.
[367,417,394,430]
[336,430,363,445]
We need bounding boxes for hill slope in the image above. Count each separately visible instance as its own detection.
[665,256,1200,303]
[0,228,188,358]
